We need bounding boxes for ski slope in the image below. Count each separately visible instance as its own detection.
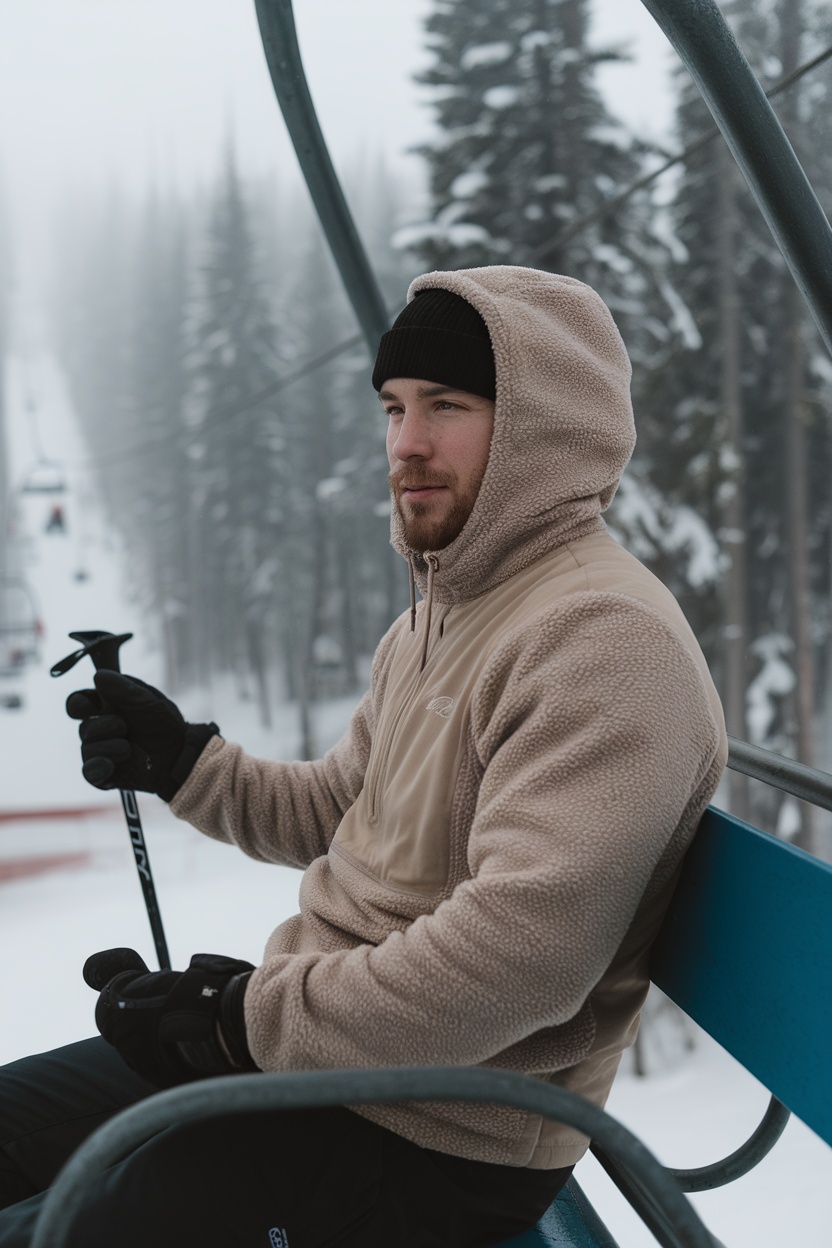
[0,340,828,1246]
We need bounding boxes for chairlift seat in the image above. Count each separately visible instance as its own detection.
[29,807,832,1248]
[496,807,832,1246]
[22,0,832,1236]
[20,461,67,495]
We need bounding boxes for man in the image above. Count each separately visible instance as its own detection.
[0,266,726,1247]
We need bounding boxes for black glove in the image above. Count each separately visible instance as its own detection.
[66,670,219,799]
[84,947,257,1088]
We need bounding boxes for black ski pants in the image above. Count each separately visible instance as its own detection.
[0,1038,571,1248]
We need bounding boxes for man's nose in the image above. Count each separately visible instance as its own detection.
[391,410,432,461]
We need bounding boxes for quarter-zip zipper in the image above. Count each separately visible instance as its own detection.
[366,656,427,825]
[367,553,440,824]
[419,553,439,671]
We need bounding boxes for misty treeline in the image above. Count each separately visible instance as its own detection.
[51,158,411,757]
[45,0,832,852]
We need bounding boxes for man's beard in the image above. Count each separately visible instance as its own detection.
[390,467,480,553]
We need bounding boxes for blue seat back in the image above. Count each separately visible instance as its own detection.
[650,806,832,1147]
[499,1178,618,1246]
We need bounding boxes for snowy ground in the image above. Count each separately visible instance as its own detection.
[0,340,829,1244]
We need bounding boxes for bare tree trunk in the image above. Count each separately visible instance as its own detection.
[632,1028,647,1079]
[285,496,328,762]
[187,483,211,694]
[780,0,818,853]
[245,614,272,729]
[161,603,178,696]
[784,282,817,848]
[283,599,316,760]
[335,519,359,690]
[717,143,750,820]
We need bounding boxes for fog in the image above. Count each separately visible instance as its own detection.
[1,0,674,275]
[4,0,830,856]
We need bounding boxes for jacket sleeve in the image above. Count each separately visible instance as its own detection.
[169,616,407,870]
[243,593,727,1072]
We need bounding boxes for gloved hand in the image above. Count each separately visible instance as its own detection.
[66,670,219,799]
[84,947,257,1088]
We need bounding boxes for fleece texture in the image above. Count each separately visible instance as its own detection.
[172,266,726,1169]
[398,266,636,602]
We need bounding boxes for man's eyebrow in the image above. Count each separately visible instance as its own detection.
[378,384,460,401]
[417,384,458,398]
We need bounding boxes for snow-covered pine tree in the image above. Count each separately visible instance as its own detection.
[724,0,832,852]
[642,0,832,851]
[264,160,413,755]
[53,190,196,693]
[411,1,657,323]
[268,225,341,757]
[408,0,724,663]
[638,4,786,828]
[756,0,832,853]
[331,159,415,657]
[126,193,191,693]
[188,145,284,720]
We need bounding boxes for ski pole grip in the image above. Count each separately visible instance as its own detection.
[50,629,172,971]
[50,631,133,678]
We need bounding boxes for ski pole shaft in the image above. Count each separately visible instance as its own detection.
[52,631,172,970]
[116,787,171,970]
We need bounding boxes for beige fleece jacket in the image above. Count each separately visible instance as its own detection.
[172,266,726,1169]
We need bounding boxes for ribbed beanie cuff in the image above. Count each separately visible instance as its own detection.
[373,288,495,400]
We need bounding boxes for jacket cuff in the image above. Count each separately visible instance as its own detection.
[158,722,220,802]
[218,971,257,1070]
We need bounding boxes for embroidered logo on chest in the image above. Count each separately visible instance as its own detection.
[426,696,455,719]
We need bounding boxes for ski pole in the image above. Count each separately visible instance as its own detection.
[51,630,171,970]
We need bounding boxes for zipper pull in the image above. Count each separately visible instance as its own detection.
[420,555,439,671]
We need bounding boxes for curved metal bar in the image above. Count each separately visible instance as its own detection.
[30,1066,719,1248]
[669,1095,791,1192]
[592,1097,788,1238]
[727,736,832,813]
[640,0,832,357]
[253,0,390,352]
[589,1142,722,1248]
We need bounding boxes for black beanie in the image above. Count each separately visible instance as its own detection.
[372,288,496,400]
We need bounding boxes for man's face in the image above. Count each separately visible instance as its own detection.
[381,378,495,553]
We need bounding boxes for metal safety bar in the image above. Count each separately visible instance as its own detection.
[641,0,832,357]
[30,1066,720,1248]
[668,1094,791,1192]
[255,0,832,366]
[727,736,832,812]
[590,1145,707,1248]
[590,1094,788,1247]
[32,7,827,1248]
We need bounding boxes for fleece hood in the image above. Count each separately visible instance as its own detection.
[390,266,636,604]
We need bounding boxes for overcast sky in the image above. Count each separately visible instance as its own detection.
[1,1,678,277]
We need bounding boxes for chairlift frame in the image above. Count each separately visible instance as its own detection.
[19,458,67,496]
[29,1,832,1244]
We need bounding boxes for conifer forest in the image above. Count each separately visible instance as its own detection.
[4,0,832,856]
